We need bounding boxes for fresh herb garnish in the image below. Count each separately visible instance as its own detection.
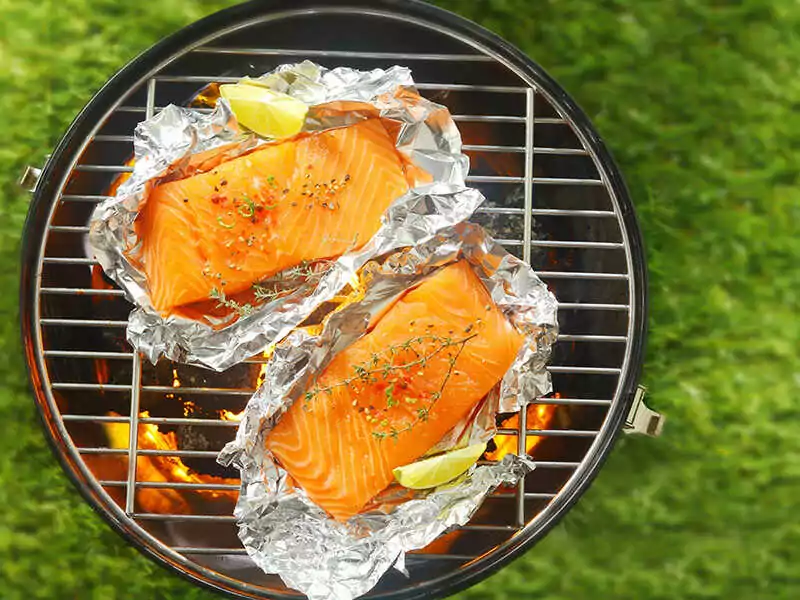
[217,215,236,229]
[304,331,477,441]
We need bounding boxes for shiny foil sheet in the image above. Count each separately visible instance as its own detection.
[219,222,558,600]
[88,62,471,370]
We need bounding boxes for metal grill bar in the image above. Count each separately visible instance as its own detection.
[497,428,599,437]
[40,287,125,296]
[81,447,222,459]
[493,492,557,500]
[193,47,493,61]
[40,318,128,327]
[40,239,626,265]
[59,398,605,424]
[100,481,239,491]
[116,106,544,123]
[557,334,627,342]
[94,134,133,143]
[522,88,535,266]
[82,138,587,157]
[63,414,241,427]
[516,88,535,526]
[46,334,620,360]
[153,75,528,93]
[138,481,239,491]
[42,257,98,264]
[452,115,525,123]
[53,383,132,392]
[38,305,629,332]
[124,354,142,514]
[49,225,90,233]
[60,194,112,202]
[75,165,133,173]
[170,547,472,560]
[536,272,628,280]
[529,240,623,249]
[142,385,253,396]
[57,168,607,188]
[557,302,629,311]
[530,397,612,405]
[462,145,588,156]
[45,350,133,359]
[63,414,130,423]
[547,366,621,374]
[479,207,616,217]
[38,272,631,297]
[50,365,619,394]
[78,435,590,457]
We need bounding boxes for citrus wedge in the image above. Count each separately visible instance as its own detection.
[219,82,308,139]
[393,442,487,490]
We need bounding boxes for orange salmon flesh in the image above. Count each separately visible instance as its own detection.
[266,261,524,521]
[133,118,421,314]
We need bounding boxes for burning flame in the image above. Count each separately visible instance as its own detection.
[219,409,244,422]
[254,344,276,390]
[103,412,238,514]
[485,403,557,461]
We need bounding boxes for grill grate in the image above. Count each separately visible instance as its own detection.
[23,4,645,599]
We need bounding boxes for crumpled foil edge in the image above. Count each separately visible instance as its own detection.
[219,222,558,600]
[88,61,472,371]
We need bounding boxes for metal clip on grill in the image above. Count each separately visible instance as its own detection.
[19,1,660,598]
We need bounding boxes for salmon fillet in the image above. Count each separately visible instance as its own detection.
[133,118,419,314]
[266,261,524,521]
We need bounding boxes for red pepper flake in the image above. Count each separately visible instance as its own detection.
[255,205,265,212]
[344,174,351,182]
[210,193,226,205]
[220,179,228,186]
[183,198,189,203]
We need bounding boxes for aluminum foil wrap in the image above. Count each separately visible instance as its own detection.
[219,222,559,600]
[88,62,471,370]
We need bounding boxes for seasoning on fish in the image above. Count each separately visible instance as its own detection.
[266,261,524,521]
[132,118,426,314]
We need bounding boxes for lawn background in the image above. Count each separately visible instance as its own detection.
[1,1,799,599]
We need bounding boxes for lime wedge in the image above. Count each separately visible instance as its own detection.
[219,82,308,139]
[393,442,487,490]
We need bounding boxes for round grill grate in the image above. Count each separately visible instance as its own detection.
[20,1,648,599]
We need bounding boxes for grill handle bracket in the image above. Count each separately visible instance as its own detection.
[19,165,43,193]
[623,386,664,437]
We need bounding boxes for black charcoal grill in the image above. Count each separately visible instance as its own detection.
[19,1,662,599]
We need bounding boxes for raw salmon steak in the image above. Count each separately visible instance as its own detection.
[132,118,421,314]
[266,260,525,521]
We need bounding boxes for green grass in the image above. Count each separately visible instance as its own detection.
[1,0,799,598]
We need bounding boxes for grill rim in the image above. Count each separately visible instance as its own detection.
[20,1,648,599]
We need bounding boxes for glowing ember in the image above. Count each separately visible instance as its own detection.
[102,411,238,514]
[485,403,556,461]
[172,368,181,388]
[93,358,110,386]
[219,409,245,422]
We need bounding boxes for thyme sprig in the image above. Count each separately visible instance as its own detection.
[303,331,478,441]
[252,260,334,303]
[209,287,255,316]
